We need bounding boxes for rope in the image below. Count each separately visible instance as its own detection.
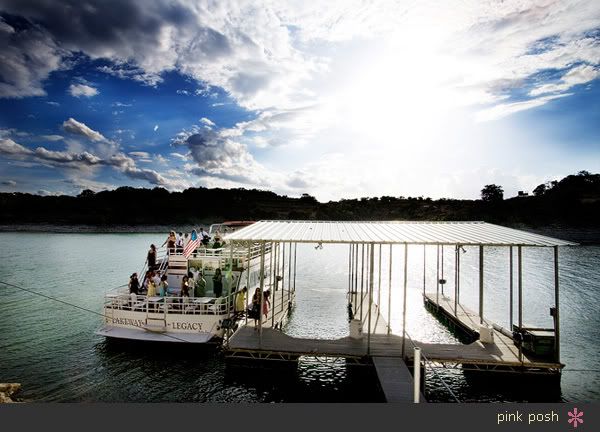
[0,280,193,344]
[404,329,461,403]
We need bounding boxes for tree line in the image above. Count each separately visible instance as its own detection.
[1,171,598,227]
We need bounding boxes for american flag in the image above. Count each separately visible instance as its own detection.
[183,230,201,258]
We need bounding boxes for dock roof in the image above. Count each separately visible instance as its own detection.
[224,220,576,246]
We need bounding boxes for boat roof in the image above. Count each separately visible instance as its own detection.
[223,220,577,247]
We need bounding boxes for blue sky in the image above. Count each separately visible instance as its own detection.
[1,0,599,200]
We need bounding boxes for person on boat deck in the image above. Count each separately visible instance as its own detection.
[147,277,157,297]
[183,232,190,250]
[187,271,195,297]
[176,232,184,253]
[162,231,176,253]
[141,270,152,293]
[158,275,168,297]
[263,289,271,319]
[152,271,161,292]
[194,270,206,297]
[146,244,157,271]
[199,227,210,246]
[212,268,223,297]
[235,286,247,315]
[129,273,139,295]
[181,275,190,299]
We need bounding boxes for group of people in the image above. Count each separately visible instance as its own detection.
[161,228,224,253]
[235,286,271,327]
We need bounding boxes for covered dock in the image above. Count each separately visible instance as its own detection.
[223,220,575,400]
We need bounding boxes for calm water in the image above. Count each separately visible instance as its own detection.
[0,233,599,402]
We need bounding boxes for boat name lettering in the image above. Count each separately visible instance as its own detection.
[112,318,145,327]
[171,322,202,331]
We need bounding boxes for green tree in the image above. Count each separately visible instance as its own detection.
[481,184,504,202]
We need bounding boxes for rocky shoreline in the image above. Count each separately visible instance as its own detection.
[0,383,21,403]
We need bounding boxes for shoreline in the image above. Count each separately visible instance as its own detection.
[1,223,599,244]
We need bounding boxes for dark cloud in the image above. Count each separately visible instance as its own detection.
[2,179,17,186]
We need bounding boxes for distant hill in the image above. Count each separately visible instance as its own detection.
[1,171,599,233]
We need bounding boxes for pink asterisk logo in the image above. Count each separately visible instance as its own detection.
[568,407,584,428]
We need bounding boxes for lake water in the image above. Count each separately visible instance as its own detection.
[0,233,599,402]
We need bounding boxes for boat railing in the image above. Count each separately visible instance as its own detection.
[103,292,237,317]
[166,242,271,261]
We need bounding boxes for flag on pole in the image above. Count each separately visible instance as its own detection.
[183,230,200,258]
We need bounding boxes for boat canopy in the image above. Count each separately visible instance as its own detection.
[223,220,576,247]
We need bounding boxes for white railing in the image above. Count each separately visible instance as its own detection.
[167,242,270,261]
[103,292,237,316]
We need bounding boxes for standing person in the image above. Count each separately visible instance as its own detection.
[128,273,140,295]
[152,271,161,292]
[146,244,157,271]
[187,271,195,297]
[183,233,190,250]
[194,270,206,297]
[158,275,168,297]
[263,290,271,319]
[212,268,223,298]
[199,227,210,246]
[162,231,176,253]
[181,275,190,298]
[147,277,157,297]
[250,288,261,328]
[235,286,247,316]
[176,232,184,253]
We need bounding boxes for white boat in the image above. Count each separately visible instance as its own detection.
[96,226,294,344]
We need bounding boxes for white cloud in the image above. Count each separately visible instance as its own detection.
[46,101,60,106]
[529,64,600,96]
[475,93,572,122]
[170,152,188,160]
[62,117,106,142]
[40,134,64,141]
[153,124,159,132]
[68,83,98,97]
[128,151,151,158]
[200,117,216,128]
[2,180,17,187]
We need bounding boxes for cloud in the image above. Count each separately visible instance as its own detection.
[2,180,17,186]
[68,83,98,97]
[153,125,159,132]
[170,152,188,160]
[0,14,64,98]
[46,101,60,106]
[475,93,572,122]
[0,138,33,155]
[62,117,106,142]
[40,134,64,141]
[200,117,216,128]
[529,64,600,96]
[129,151,150,158]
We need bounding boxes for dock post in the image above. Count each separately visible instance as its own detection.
[423,245,426,296]
[518,246,523,362]
[293,242,297,294]
[378,244,382,309]
[360,243,365,321]
[258,241,266,346]
[441,246,444,295]
[245,242,251,326]
[479,245,484,324]
[288,241,292,303]
[387,244,392,335]
[553,245,560,363]
[454,245,458,316]
[368,243,374,355]
[401,243,408,358]
[271,242,277,328]
[436,244,440,307]
[509,246,513,331]
[413,347,421,403]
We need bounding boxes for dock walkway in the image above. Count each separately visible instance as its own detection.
[372,356,425,403]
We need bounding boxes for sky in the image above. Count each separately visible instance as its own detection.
[0,0,599,201]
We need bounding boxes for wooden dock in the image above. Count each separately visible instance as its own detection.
[372,356,425,403]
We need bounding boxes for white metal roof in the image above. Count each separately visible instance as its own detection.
[224,220,576,246]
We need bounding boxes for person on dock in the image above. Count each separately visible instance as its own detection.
[235,286,247,316]
[146,244,157,271]
[250,288,261,328]
[263,289,271,319]
[158,274,168,297]
[213,268,223,297]
[162,231,176,253]
[128,273,139,295]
